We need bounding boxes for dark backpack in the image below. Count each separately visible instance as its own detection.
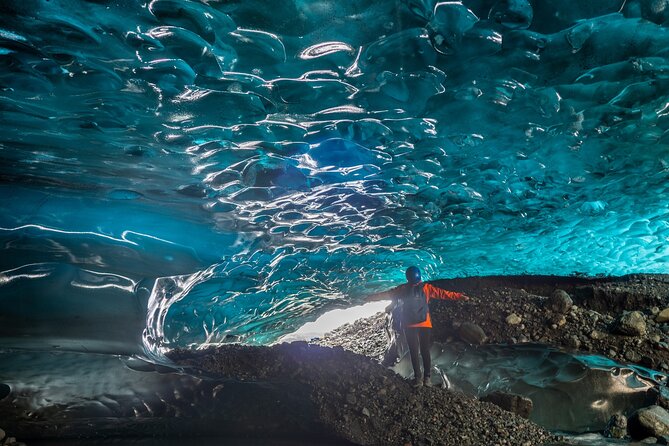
[400,284,428,326]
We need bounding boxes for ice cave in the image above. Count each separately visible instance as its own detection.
[2,0,669,444]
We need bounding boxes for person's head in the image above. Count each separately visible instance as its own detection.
[405,266,421,284]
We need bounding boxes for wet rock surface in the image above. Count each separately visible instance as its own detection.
[169,343,555,446]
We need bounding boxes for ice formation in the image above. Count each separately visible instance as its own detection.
[1,0,668,351]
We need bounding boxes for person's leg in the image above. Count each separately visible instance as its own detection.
[404,327,422,382]
[418,328,432,380]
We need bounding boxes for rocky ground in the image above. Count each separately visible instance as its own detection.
[429,274,669,371]
[169,343,556,446]
[317,274,669,443]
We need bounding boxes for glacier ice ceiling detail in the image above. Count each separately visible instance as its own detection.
[1,0,669,349]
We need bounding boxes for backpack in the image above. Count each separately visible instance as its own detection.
[400,284,428,326]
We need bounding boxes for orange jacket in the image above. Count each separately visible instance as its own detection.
[391,282,465,328]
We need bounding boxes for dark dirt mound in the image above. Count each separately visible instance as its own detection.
[169,342,555,446]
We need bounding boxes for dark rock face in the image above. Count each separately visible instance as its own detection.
[628,405,669,440]
[481,391,533,419]
[169,343,555,446]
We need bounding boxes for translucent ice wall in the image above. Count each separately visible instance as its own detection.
[1,0,669,350]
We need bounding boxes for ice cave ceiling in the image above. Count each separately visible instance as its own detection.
[1,0,669,349]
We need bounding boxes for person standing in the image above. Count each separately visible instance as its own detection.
[368,266,470,387]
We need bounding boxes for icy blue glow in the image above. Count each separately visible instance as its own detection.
[1,0,669,350]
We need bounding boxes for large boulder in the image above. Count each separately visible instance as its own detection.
[613,311,647,336]
[481,391,533,419]
[628,405,669,440]
[546,289,573,314]
[456,322,487,345]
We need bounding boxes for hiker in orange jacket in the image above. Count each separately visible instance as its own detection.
[368,266,469,387]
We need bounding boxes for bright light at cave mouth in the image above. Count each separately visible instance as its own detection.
[278,300,391,344]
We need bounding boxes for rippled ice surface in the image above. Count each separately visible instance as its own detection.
[2,0,669,350]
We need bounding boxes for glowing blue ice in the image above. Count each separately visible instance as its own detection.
[1,0,668,350]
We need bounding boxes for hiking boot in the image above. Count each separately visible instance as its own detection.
[423,377,432,387]
[412,378,423,388]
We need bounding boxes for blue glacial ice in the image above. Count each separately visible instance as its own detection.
[0,0,669,353]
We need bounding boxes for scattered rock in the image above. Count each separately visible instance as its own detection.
[614,311,647,337]
[629,406,669,440]
[547,289,573,314]
[506,313,522,325]
[481,391,533,419]
[626,349,643,363]
[590,330,607,340]
[456,322,487,345]
[604,413,628,438]
[0,429,4,442]
[658,309,669,323]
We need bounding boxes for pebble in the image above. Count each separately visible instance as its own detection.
[658,309,669,323]
[590,330,607,340]
[506,313,522,325]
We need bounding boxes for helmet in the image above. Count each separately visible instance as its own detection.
[405,266,421,284]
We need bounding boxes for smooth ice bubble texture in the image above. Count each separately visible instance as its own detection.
[1,0,669,351]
